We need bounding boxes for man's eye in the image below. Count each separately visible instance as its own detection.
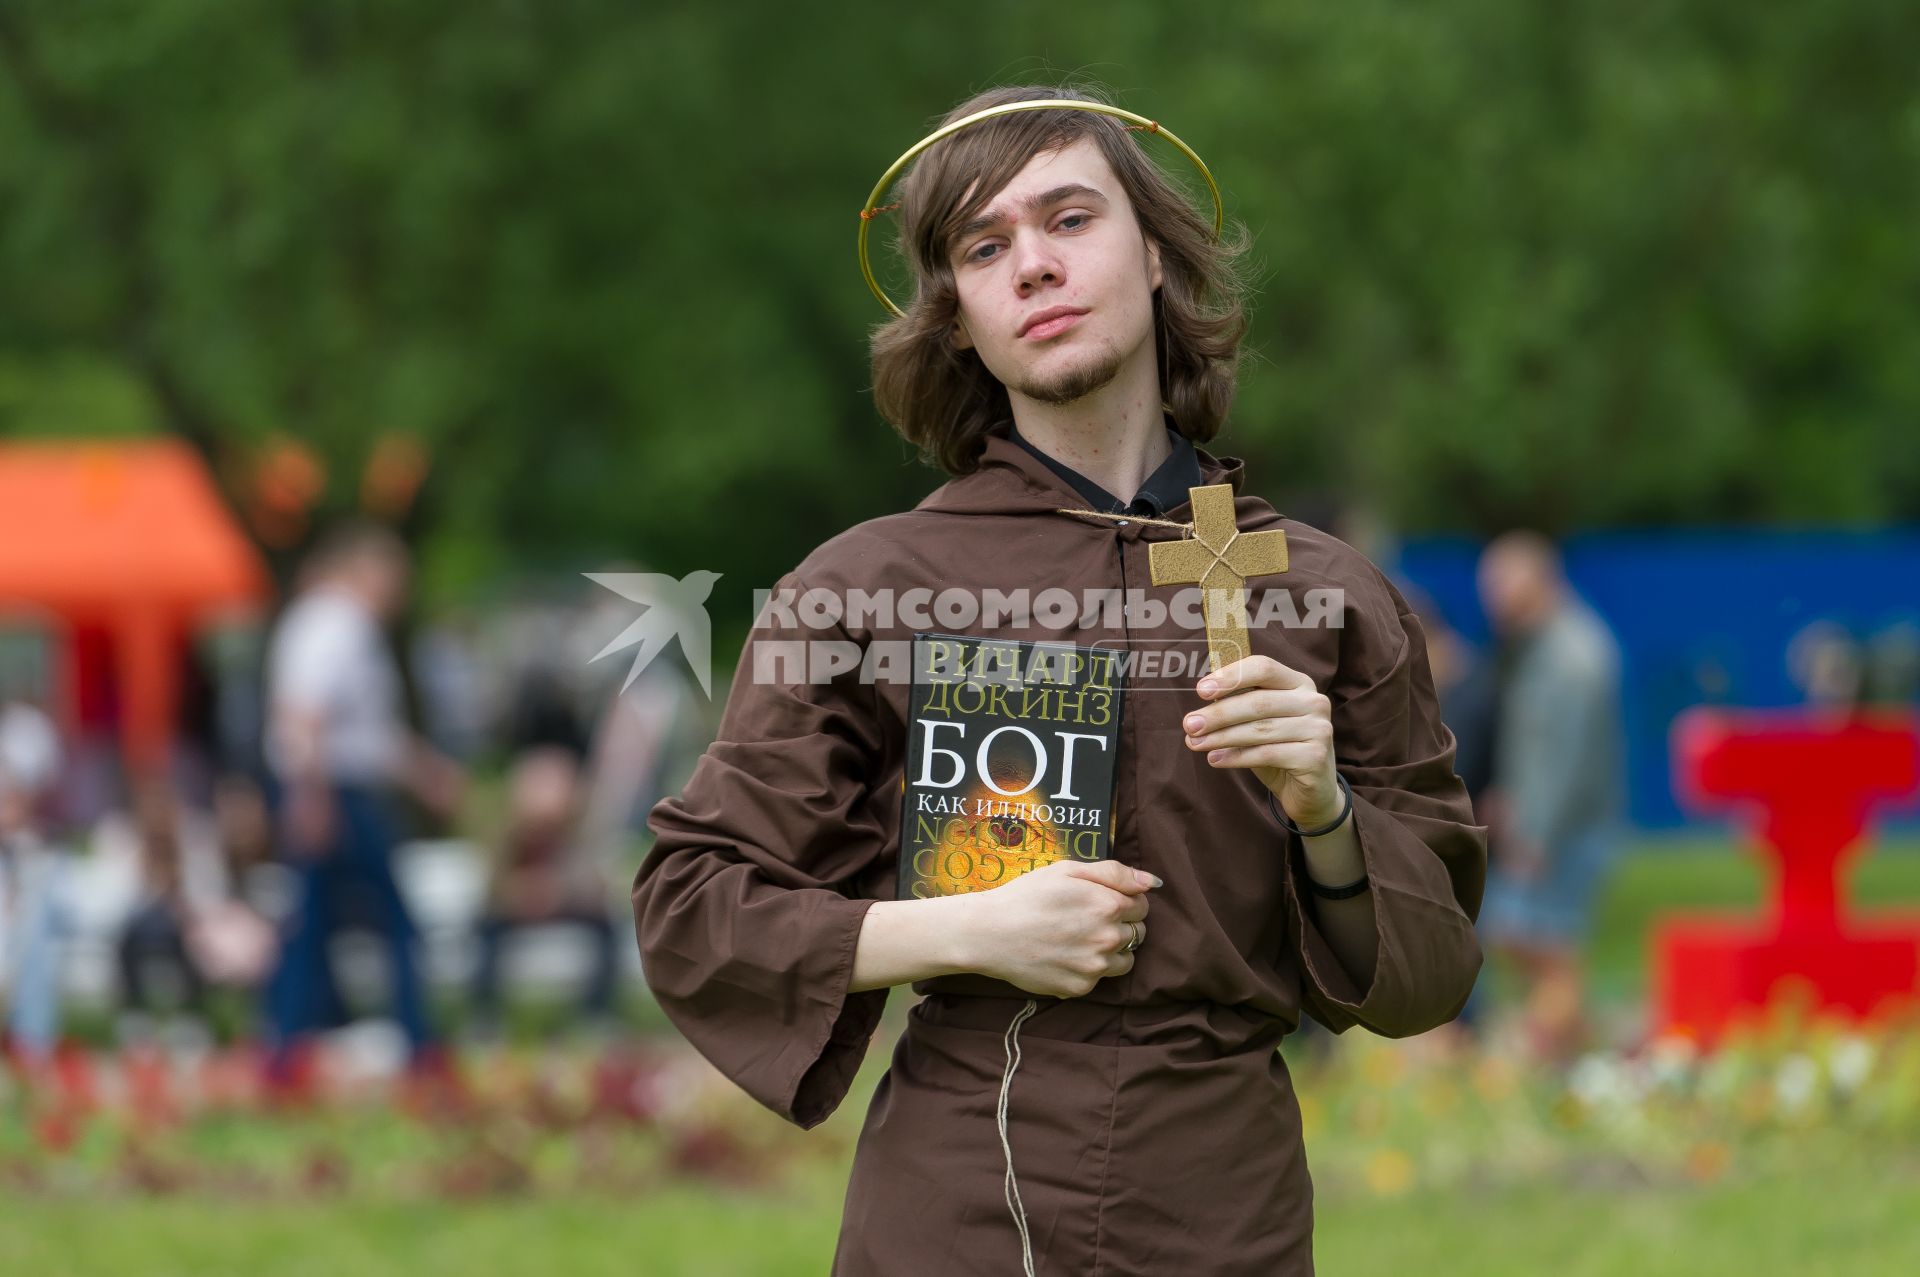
[964,216,1084,263]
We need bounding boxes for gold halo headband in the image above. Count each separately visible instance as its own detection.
[858,99,1224,317]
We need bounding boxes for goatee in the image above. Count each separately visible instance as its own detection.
[1015,342,1127,406]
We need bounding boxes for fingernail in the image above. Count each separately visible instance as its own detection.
[1197,680,1217,695]
[1183,714,1204,732]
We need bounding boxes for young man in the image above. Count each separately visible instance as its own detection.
[632,85,1485,1275]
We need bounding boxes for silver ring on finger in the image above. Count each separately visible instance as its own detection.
[1122,920,1143,953]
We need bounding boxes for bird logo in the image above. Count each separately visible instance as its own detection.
[583,570,724,698]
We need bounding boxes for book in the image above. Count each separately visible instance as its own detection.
[896,631,1126,899]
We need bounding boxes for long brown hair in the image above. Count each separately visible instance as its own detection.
[869,83,1254,476]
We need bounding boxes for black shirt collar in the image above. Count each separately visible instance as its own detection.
[1005,418,1204,517]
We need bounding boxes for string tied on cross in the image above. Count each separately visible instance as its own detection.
[1054,484,1289,676]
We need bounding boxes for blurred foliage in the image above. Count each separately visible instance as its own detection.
[0,1,1916,629]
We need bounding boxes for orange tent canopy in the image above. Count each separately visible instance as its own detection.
[0,437,272,773]
[0,437,267,611]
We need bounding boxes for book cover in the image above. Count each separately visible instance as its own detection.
[896,631,1126,900]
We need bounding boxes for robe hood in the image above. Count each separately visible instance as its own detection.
[911,422,1247,521]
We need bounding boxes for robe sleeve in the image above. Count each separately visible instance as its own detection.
[630,570,891,1129]
[1283,570,1487,1038]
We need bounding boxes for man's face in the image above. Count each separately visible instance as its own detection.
[948,136,1163,407]
[355,550,410,622]
[1477,548,1551,638]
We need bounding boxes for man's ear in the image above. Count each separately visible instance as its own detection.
[1146,237,1164,292]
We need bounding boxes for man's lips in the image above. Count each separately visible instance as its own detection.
[1019,307,1089,339]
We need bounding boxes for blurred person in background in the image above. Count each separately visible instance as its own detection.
[0,699,73,1072]
[570,568,712,874]
[78,771,277,1048]
[191,772,282,1004]
[468,663,619,1041]
[260,519,467,1092]
[1786,620,1865,709]
[1475,531,1627,1065]
[1403,586,1502,1047]
[1404,586,1500,808]
[1784,619,1920,713]
[410,608,491,764]
[210,769,277,901]
[87,773,230,1043]
[1863,622,1920,706]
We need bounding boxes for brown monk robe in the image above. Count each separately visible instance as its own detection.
[632,423,1486,1275]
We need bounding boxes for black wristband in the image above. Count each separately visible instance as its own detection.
[1267,775,1369,899]
[1266,772,1353,839]
[1306,871,1370,900]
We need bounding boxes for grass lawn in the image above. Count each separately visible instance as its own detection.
[1313,1147,1920,1277]
[0,1190,841,1277]
[4,836,1917,1275]
[4,1142,1913,1276]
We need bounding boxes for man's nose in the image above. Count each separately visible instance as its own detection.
[1011,230,1064,292]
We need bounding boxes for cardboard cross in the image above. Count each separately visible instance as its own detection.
[1147,483,1288,675]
